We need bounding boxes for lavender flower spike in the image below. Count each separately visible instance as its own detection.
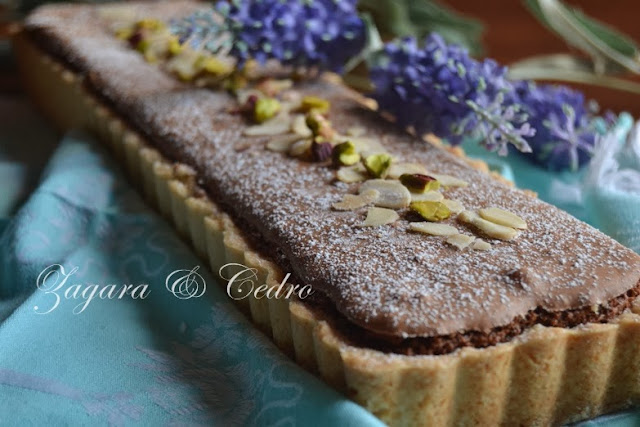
[216,0,367,73]
[369,34,534,155]
[513,81,599,171]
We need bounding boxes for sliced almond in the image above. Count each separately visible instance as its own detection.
[387,162,429,180]
[446,233,475,250]
[479,207,528,230]
[291,114,312,137]
[336,165,367,183]
[332,189,379,211]
[471,239,492,251]
[409,222,458,236]
[360,207,399,227]
[288,138,312,157]
[411,191,444,202]
[458,210,518,241]
[243,116,291,136]
[266,134,302,152]
[349,136,386,155]
[430,173,469,188]
[442,199,464,214]
[359,179,411,209]
[346,126,366,137]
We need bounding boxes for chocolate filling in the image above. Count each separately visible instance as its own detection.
[21,4,640,354]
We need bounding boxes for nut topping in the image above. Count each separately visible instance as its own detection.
[332,189,379,211]
[360,207,399,227]
[359,179,411,209]
[458,210,518,241]
[409,222,458,236]
[479,207,528,230]
[446,234,475,250]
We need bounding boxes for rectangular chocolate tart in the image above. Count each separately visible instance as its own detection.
[15,2,640,425]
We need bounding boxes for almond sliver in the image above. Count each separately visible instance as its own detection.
[360,207,399,227]
[332,189,379,211]
[458,210,518,241]
[446,233,475,250]
[409,222,458,236]
[359,179,411,209]
[479,207,527,230]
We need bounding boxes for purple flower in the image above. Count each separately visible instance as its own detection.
[513,81,598,171]
[369,34,533,155]
[216,0,367,73]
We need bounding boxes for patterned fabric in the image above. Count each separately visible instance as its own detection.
[0,126,638,424]
[0,132,384,426]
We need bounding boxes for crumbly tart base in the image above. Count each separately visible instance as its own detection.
[15,31,640,426]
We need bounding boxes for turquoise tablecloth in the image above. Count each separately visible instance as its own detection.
[0,120,638,424]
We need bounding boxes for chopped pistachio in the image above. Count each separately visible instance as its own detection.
[363,153,392,178]
[253,97,281,123]
[305,111,334,140]
[410,201,451,222]
[333,141,360,167]
[478,207,528,230]
[400,174,440,193]
[168,36,183,55]
[197,56,233,76]
[360,207,399,227]
[409,222,458,236]
[312,141,333,162]
[136,18,165,31]
[299,96,330,114]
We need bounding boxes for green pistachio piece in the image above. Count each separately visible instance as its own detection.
[253,98,281,123]
[196,56,233,76]
[363,153,393,178]
[137,19,165,31]
[168,36,183,55]
[332,141,360,166]
[300,96,330,114]
[410,201,451,222]
[305,111,334,140]
[400,174,441,193]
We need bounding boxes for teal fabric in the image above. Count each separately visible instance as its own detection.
[0,132,385,426]
[462,113,640,254]
[0,128,638,425]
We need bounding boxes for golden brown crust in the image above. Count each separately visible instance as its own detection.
[15,32,640,426]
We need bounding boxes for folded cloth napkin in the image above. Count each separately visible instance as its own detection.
[0,131,384,427]
[583,120,640,253]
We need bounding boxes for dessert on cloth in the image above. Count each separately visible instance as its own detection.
[12,1,640,425]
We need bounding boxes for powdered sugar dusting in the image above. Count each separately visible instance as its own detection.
[27,2,640,337]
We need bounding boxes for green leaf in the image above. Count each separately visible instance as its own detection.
[357,0,484,55]
[525,0,640,74]
[509,53,640,95]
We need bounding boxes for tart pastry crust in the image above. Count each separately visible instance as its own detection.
[14,8,640,425]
